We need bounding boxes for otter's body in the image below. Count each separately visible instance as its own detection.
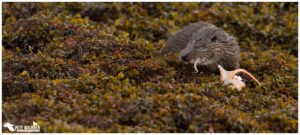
[162,22,240,72]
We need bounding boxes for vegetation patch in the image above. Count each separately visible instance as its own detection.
[2,2,298,133]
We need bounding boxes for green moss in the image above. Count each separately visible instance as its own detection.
[2,2,298,133]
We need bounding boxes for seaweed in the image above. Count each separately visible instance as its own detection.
[2,2,298,133]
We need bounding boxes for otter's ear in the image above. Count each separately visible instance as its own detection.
[211,36,217,42]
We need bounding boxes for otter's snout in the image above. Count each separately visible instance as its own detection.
[181,54,188,61]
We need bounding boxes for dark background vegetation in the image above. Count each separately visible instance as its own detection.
[2,2,298,133]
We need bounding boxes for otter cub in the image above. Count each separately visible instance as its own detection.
[162,21,240,72]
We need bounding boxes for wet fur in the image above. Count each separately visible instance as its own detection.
[162,21,240,72]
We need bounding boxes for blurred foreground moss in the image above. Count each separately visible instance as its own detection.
[2,2,298,133]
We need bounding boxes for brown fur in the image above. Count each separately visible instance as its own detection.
[162,21,240,72]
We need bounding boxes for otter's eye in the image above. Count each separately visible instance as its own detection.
[211,36,217,42]
[194,46,202,49]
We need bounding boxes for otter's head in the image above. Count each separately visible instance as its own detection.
[180,26,221,65]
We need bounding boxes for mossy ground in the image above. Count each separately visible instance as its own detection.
[2,2,298,133]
